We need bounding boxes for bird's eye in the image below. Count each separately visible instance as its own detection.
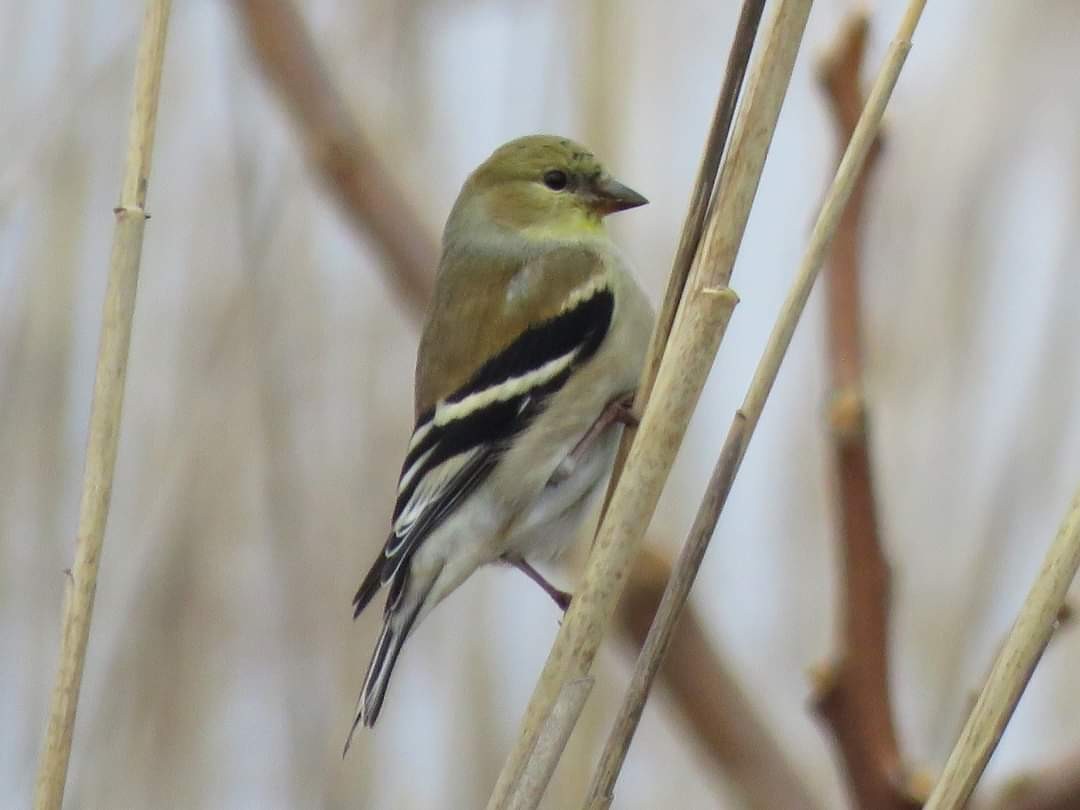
[543,170,569,191]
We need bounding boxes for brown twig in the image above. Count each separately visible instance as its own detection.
[233,0,436,316]
[809,12,924,810]
[232,1,800,803]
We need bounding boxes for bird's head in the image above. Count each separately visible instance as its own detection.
[446,134,647,246]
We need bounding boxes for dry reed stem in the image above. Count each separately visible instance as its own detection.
[690,0,810,293]
[970,602,1078,810]
[810,12,922,810]
[487,3,815,808]
[232,2,811,801]
[634,0,766,410]
[728,0,922,449]
[33,2,172,808]
[925,486,1080,809]
[583,418,763,810]
[582,3,928,805]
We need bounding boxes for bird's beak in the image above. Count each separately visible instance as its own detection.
[589,175,648,216]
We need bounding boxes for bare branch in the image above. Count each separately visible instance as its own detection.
[809,12,923,810]
[234,0,436,316]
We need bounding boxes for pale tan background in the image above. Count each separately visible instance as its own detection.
[3,0,1080,807]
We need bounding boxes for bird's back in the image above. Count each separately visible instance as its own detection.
[414,241,610,417]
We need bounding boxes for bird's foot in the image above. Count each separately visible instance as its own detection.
[607,391,639,428]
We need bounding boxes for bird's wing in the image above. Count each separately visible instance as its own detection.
[353,246,616,617]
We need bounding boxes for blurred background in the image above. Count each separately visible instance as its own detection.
[3,0,1080,807]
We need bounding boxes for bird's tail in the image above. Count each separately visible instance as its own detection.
[343,604,420,753]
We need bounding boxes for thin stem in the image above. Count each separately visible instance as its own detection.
[33,2,172,809]
[605,488,820,810]
[925,487,1080,809]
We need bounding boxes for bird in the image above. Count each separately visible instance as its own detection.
[346,134,653,747]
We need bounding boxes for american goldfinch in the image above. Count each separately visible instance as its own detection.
[347,134,653,742]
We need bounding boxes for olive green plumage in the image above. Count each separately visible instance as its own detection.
[415,246,605,414]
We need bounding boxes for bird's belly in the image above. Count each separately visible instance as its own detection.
[504,427,618,561]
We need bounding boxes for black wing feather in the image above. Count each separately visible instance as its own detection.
[352,286,614,618]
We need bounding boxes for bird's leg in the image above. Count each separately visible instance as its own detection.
[572,391,639,458]
[550,391,639,485]
[508,557,572,612]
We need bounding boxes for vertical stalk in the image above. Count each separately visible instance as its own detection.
[925,486,1080,809]
[33,3,172,808]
